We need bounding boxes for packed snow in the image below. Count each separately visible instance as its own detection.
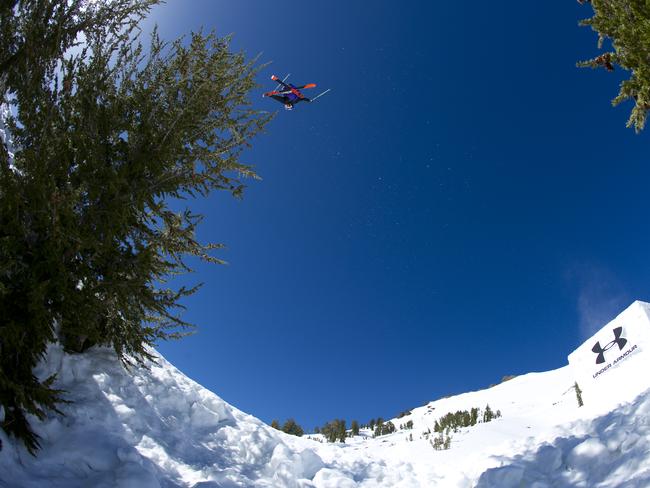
[0,103,15,168]
[2,301,650,487]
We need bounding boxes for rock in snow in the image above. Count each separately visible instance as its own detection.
[2,302,650,487]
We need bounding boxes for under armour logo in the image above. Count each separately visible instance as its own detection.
[592,327,627,364]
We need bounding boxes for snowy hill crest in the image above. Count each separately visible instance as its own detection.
[1,302,650,487]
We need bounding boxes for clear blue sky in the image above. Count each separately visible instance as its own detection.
[148,1,650,430]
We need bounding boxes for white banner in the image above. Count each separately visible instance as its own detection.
[568,301,650,408]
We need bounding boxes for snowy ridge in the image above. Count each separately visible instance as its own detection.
[0,344,326,488]
[1,302,650,487]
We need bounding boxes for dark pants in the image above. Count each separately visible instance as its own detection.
[270,94,309,107]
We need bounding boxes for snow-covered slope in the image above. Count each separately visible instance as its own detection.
[2,302,650,487]
[0,344,325,488]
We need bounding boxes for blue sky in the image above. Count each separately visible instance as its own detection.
[147,1,650,431]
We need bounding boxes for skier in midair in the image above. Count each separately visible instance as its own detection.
[263,75,316,110]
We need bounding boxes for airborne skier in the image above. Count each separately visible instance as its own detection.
[263,75,330,110]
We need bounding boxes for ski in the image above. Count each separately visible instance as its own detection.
[270,74,315,100]
[273,73,290,92]
[263,83,316,98]
[263,90,287,97]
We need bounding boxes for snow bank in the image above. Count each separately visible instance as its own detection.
[0,344,325,487]
[476,387,650,487]
[2,301,650,487]
[0,103,15,168]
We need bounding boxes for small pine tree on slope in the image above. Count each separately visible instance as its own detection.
[575,381,584,407]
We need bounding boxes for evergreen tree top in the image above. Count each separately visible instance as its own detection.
[578,0,650,131]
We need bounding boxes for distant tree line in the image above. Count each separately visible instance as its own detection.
[273,417,358,443]
[270,418,304,437]
[433,404,501,434]
[309,411,412,441]
[320,419,347,443]
[275,404,501,446]
[373,419,396,437]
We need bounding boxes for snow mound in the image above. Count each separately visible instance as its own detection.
[2,301,650,487]
[0,344,325,487]
[476,389,650,487]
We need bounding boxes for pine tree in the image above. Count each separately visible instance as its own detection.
[0,0,270,453]
[351,420,359,436]
[578,1,650,131]
[271,420,280,430]
[443,434,451,450]
[574,381,584,407]
[470,407,479,426]
[483,405,494,423]
[338,419,347,442]
[373,420,396,437]
[373,419,383,437]
[320,419,346,443]
[431,432,445,450]
[281,418,304,437]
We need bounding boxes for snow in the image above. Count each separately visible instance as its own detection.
[0,103,15,169]
[2,302,650,487]
[476,390,650,487]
